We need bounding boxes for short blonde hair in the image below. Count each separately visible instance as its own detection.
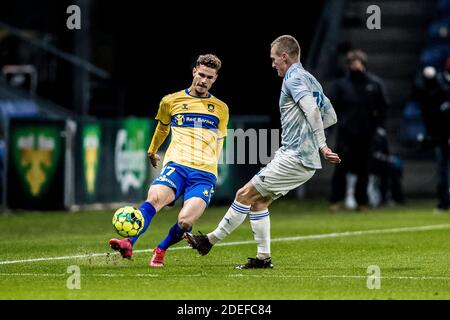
[196,54,222,72]
[271,35,301,58]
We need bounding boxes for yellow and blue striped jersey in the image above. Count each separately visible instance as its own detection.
[155,89,229,177]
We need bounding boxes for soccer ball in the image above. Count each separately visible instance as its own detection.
[112,206,145,237]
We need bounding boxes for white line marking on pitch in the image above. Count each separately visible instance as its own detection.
[228,274,450,281]
[1,223,450,265]
[1,273,450,281]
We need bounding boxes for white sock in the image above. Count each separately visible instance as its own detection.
[208,200,250,244]
[249,210,271,260]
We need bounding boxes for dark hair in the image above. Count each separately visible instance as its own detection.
[196,54,222,72]
[346,50,368,67]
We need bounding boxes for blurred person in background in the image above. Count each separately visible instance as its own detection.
[368,127,405,206]
[413,58,450,212]
[329,50,389,211]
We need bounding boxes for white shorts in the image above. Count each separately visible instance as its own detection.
[251,151,316,200]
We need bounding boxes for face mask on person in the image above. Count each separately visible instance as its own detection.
[349,69,365,79]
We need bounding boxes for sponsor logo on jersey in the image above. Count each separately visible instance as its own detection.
[175,114,185,125]
[172,113,218,129]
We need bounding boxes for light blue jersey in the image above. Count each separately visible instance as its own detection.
[279,62,334,169]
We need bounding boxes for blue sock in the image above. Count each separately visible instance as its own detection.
[158,222,192,250]
[129,201,156,245]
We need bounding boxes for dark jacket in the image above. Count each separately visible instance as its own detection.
[330,71,389,141]
[414,72,450,141]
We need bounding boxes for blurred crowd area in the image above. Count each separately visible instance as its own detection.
[0,0,448,211]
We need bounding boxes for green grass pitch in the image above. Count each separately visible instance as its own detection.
[0,200,449,300]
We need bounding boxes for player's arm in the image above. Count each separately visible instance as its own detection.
[298,95,340,164]
[287,76,340,164]
[148,121,171,167]
[376,80,390,128]
[148,97,172,168]
[321,95,338,129]
[287,76,328,149]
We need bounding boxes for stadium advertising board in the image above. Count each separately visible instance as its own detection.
[75,118,153,205]
[74,120,102,204]
[7,118,66,209]
[114,118,150,198]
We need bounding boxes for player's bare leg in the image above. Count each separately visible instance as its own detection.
[177,197,208,229]
[145,184,177,212]
[235,180,269,205]
[151,197,206,267]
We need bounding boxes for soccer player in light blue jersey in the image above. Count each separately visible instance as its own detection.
[185,35,341,269]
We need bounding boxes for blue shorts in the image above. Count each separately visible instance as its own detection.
[152,162,217,206]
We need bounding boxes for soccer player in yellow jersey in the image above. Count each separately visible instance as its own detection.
[109,54,229,267]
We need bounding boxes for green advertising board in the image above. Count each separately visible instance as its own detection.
[83,124,101,197]
[5,116,273,210]
[113,117,152,201]
[75,121,102,203]
[7,118,66,210]
[74,117,155,205]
